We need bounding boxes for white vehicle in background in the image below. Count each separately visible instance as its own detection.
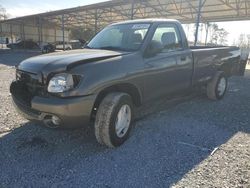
[55,41,72,50]
[69,40,86,49]
[55,40,86,50]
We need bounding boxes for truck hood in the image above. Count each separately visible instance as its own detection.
[18,49,129,74]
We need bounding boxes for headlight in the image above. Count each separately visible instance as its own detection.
[48,73,74,93]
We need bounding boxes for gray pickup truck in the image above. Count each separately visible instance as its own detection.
[10,19,241,147]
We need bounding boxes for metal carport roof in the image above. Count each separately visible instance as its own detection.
[1,0,250,27]
[0,0,249,46]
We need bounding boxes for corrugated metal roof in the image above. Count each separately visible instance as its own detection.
[1,0,249,28]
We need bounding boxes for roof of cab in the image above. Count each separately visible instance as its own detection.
[111,18,181,26]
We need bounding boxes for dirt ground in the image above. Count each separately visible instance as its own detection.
[0,50,249,187]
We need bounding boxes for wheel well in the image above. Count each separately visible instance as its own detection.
[90,83,142,120]
[219,63,234,77]
[95,83,141,107]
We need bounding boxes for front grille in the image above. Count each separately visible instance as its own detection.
[10,81,33,107]
[16,70,46,97]
[11,70,47,107]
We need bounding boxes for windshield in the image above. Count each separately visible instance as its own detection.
[86,23,151,51]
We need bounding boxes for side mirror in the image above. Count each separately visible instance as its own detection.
[82,42,89,49]
[144,41,163,57]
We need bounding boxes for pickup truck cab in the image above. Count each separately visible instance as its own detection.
[10,19,241,147]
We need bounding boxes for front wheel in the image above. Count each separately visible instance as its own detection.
[94,92,134,148]
[207,71,228,100]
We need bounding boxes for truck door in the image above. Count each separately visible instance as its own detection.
[143,23,193,101]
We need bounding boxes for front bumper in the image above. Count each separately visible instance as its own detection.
[11,82,96,128]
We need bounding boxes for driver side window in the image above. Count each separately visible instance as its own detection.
[152,24,183,52]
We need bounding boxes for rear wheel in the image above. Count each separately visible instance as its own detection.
[207,71,228,100]
[94,92,134,148]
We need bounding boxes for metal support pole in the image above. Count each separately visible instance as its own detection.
[131,0,135,20]
[62,14,65,50]
[194,0,203,46]
[205,22,209,45]
[54,27,57,43]
[38,17,43,45]
[40,17,43,44]
[22,23,25,41]
[10,23,13,43]
[19,24,22,40]
[0,23,3,48]
[109,7,112,22]
[38,17,41,44]
[94,9,98,34]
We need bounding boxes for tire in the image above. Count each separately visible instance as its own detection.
[94,92,134,148]
[207,71,228,100]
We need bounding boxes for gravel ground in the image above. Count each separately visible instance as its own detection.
[0,50,249,188]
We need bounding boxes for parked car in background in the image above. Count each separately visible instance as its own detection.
[55,41,72,50]
[7,39,39,50]
[55,39,86,50]
[41,43,56,53]
[69,39,86,49]
[10,19,242,148]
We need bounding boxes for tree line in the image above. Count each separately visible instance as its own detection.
[0,5,9,20]
[234,34,250,49]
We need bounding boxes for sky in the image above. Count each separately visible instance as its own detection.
[183,21,250,45]
[1,0,250,45]
[0,0,109,17]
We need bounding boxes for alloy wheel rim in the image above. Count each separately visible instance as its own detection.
[217,77,226,96]
[115,104,131,138]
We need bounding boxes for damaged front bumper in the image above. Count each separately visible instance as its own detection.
[10,81,96,128]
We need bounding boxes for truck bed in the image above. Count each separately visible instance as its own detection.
[190,46,241,86]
